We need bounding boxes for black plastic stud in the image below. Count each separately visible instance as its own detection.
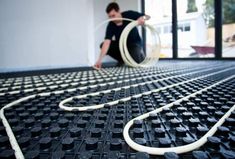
[192,151,209,159]
[50,127,61,137]
[183,137,195,144]
[0,136,9,147]
[85,138,98,150]
[0,149,16,159]
[91,128,102,138]
[69,127,82,138]
[135,152,150,159]
[154,128,165,138]
[18,137,30,148]
[159,138,171,147]
[39,137,52,150]
[229,136,235,148]
[151,119,161,128]
[58,119,69,128]
[220,150,235,159]
[217,126,230,137]
[196,126,209,136]
[112,128,123,138]
[62,137,74,150]
[170,118,181,127]
[133,128,144,138]
[31,127,42,137]
[134,138,146,146]
[176,127,187,137]
[207,117,217,126]
[110,138,122,150]
[24,150,40,159]
[164,152,179,159]
[41,119,51,128]
[76,120,87,128]
[133,120,143,128]
[207,136,221,150]
[114,120,123,128]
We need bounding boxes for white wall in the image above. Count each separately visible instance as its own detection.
[0,0,94,72]
[93,0,140,63]
[0,0,140,72]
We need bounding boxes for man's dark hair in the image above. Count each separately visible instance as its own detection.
[106,2,120,13]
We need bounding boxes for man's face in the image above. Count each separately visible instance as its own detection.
[108,9,122,24]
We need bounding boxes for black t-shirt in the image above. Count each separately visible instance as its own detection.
[105,10,144,45]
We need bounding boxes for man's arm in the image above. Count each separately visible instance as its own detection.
[94,39,111,69]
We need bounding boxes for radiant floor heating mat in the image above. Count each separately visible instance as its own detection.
[0,61,235,159]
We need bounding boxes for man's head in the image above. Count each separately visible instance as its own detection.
[106,2,122,24]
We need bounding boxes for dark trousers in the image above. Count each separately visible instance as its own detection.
[100,41,145,64]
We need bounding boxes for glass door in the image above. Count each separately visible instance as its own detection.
[145,0,173,58]
[222,0,235,58]
[177,0,215,58]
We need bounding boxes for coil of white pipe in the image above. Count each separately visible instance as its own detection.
[95,18,161,67]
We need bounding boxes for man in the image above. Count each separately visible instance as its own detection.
[94,2,150,69]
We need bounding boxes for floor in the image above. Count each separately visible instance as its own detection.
[0,60,235,159]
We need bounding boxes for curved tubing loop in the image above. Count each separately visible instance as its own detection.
[123,75,235,155]
[120,21,160,67]
[95,17,161,67]
[0,71,234,158]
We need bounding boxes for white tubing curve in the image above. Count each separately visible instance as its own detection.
[58,67,235,154]
[0,65,234,158]
[0,62,235,159]
[59,65,233,111]
[95,18,161,67]
[0,95,36,159]
[123,75,235,155]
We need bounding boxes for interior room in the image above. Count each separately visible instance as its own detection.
[0,0,234,158]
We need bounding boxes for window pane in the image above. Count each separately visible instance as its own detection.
[178,0,215,58]
[222,0,235,57]
[145,0,172,58]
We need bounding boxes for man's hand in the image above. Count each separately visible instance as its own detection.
[137,15,151,25]
[137,17,145,25]
[94,59,102,70]
[93,40,111,70]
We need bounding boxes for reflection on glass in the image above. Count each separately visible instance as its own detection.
[222,0,235,57]
[178,0,215,58]
[145,0,173,58]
